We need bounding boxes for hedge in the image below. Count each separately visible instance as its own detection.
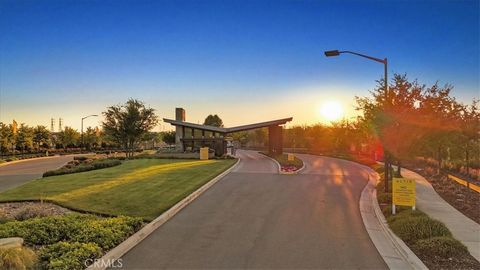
[42,159,121,177]
[39,242,102,270]
[0,214,142,248]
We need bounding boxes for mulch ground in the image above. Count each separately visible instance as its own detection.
[0,202,72,220]
[404,164,480,224]
[414,250,480,270]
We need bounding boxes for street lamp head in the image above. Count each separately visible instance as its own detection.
[324,50,340,57]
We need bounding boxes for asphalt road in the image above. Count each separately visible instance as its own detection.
[120,150,387,269]
[0,156,73,192]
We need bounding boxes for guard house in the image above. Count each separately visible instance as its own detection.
[164,108,292,156]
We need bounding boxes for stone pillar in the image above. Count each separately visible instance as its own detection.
[268,125,283,155]
[175,108,185,151]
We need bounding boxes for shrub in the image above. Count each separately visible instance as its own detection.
[73,156,88,161]
[14,205,52,221]
[386,208,426,222]
[110,156,126,160]
[377,193,392,204]
[389,216,451,244]
[68,216,143,249]
[0,246,37,270]
[0,215,87,245]
[39,242,102,270]
[0,210,11,224]
[0,214,143,247]
[43,159,121,177]
[413,236,468,258]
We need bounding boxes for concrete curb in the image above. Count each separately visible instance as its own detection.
[360,171,427,270]
[0,153,94,168]
[0,155,60,168]
[87,158,240,270]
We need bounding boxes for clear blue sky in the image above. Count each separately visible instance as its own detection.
[1,0,478,130]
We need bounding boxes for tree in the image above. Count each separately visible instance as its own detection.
[250,128,268,147]
[83,127,101,150]
[460,100,480,176]
[142,132,163,149]
[356,74,424,188]
[161,131,176,145]
[16,124,34,153]
[415,83,464,173]
[204,114,223,127]
[33,125,51,150]
[231,131,249,147]
[102,99,159,158]
[59,127,80,148]
[0,122,14,156]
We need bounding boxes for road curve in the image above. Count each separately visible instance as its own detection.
[120,150,386,269]
[0,156,73,192]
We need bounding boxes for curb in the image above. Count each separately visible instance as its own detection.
[0,153,94,168]
[0,155,61,168]
[87,158,240,270]
[360,171,427,270]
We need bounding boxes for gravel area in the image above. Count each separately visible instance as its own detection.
[0,202,72,220]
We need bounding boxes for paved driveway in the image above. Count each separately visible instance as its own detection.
[120,150,386,269]
[0,156,73,192]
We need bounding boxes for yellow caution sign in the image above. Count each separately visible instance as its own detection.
[287,153,295,161]
[393,178,416,207]
[200,147,209,160]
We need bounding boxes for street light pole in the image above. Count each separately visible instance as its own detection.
[81,114,98,153]
[324,50,390,192]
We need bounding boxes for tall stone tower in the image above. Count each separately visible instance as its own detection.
[175,108,185,151]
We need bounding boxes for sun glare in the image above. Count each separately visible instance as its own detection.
[319,100,344,122]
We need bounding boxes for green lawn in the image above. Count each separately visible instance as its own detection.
[0,158,236,220]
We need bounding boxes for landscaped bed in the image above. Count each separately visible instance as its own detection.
[0,158,237,269]
[263,153,303,173]
[42,156,122,177]
[0,211,142,269]
[0,158,237,221]
[0,202,72,222]
[373,165,480,269]
[401,162,480,224]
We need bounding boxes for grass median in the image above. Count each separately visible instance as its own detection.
[0,158,236,221]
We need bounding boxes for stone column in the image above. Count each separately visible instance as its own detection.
[175,108,185,151]
[268,125,283,155]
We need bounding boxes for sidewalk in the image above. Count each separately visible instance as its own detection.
[400,168,480,262]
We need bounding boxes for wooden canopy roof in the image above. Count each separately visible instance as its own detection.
[163,117,293,134]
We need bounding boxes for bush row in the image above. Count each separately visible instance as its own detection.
[42,159,121,177]
[39,242,102,270]
[0,214,143,269]
[0,214,142,249]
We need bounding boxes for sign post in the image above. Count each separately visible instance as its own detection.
[392,178,416,215]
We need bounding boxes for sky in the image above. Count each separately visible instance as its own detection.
[0,0,478,131]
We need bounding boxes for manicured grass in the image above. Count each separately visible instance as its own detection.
[0,159,236,221]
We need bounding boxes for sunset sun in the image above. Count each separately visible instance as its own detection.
[319,100,344,122]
